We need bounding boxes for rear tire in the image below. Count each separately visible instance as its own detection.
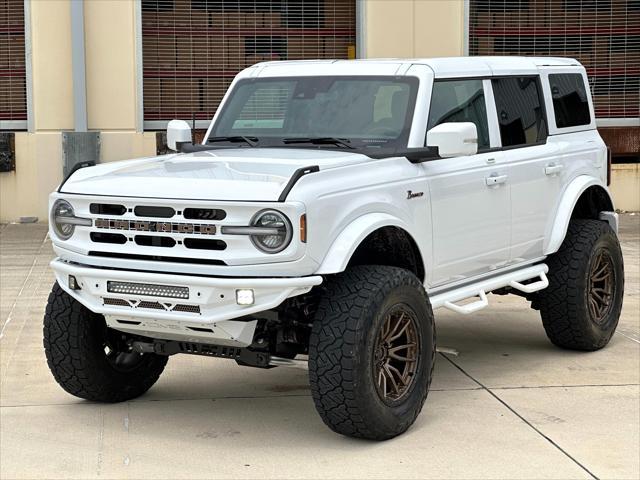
[537,219,624,351]
[43,282,168,402]
[308,266,435,440]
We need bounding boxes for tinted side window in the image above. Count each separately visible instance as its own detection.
[492,77,547,147]
[549,73,591,128]
[427,79,490,150]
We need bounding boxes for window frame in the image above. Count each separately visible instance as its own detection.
[207,75,421,149]
[425,77,497,152]
[0,0,32,132]
[539,68,597,135]
[490,74,549,150]
[428,74,550,153]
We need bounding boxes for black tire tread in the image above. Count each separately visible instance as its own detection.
[308,265,435,440]
[537,219,624,351]
[43,282,167,402]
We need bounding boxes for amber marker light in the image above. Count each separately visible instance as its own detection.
[300,214,307,243]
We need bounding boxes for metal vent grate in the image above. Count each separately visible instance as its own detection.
[103,297,131,307]
[140,0,357,128]
[468,0,640,121]
[62,132,101,176]
[172,304,201,314]
[0,132,15,171]
[137,300,167,310]
[0,0,27,128]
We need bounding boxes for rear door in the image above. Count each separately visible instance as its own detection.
[425,78,510,286]
[538,69,604,253]
[491,75,562,263]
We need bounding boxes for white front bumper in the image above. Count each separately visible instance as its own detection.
[51,259,322,346]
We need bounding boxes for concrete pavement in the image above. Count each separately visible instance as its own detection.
[1,215,638,479]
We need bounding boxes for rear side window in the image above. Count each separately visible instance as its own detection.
[427,79,490,150]
[549,73,591,128]
[492,76,547,147]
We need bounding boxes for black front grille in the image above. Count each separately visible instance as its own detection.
[134,235,176,248]
[183,238,227,250]
[134,205,175,218]
[88,251,226,265]
[184,208,226,221]
[90,203,126,215]
[90,232,127,244]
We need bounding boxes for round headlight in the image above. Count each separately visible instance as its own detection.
[250,209,292,254]
[51,199,76,240]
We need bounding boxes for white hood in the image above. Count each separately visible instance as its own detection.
[60,148,369,201]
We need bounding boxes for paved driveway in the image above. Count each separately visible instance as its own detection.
[1,215,638,479]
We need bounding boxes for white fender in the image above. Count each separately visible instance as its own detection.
[316,213,414,274]
[544,176,615,255]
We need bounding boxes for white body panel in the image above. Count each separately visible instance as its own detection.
[49,56,614,344]
[60,148,370,201]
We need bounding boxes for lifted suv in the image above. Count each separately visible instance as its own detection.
[44,57,623,440]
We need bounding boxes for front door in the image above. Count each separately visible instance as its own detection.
[424,78,510,286]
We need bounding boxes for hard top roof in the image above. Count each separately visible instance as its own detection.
[246,56,582,78]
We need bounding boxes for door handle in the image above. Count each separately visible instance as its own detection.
[485,174,507,187]
[545,164,564,175]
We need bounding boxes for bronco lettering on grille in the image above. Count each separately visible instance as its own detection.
[95,218,217,235]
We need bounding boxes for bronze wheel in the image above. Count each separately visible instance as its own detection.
[309,265,435,440]
[374,304,420,405]
[538,219,624,351]
[588,249,615,324]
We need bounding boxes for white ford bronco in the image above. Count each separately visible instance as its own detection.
[45,57,624,440]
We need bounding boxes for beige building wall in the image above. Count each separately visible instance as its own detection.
[0,0,156,222]
[1,0,638,222]
[1,0,73,222]
[85,0,138,131]
[364,0,465,58]
[84,0,155,165]
[610,164,640,212]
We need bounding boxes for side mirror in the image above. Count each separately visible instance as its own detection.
[426,122,478,158]
[166,120,192,151]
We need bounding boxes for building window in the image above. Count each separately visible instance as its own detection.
[140,0,356,128]
[491,76,547,147]
[0,0,27,129]
[468,0,640,121]
[427,79,490,150]
[549,73,591,128]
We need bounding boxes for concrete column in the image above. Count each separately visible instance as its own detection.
[363,0,465,58]
[84,0,155,163]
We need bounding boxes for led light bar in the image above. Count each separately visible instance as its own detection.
[107,281,189,299]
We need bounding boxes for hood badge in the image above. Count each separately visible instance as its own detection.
[406,190,424,200]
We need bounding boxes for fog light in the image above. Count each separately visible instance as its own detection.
[236,289,255,306]
[68,275,80,290]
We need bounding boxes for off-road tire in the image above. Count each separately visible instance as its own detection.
[43,282,168,402]
[537,219,624,351]
[308,265,435,440]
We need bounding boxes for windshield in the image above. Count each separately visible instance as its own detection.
[210,76,419,150]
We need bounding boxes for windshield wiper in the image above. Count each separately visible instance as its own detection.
[282,137,354,149]
[207,136,258,147]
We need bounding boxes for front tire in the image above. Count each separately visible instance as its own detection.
[537,219,624,351]
[43,282,168,402]
[308,266,435,440]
